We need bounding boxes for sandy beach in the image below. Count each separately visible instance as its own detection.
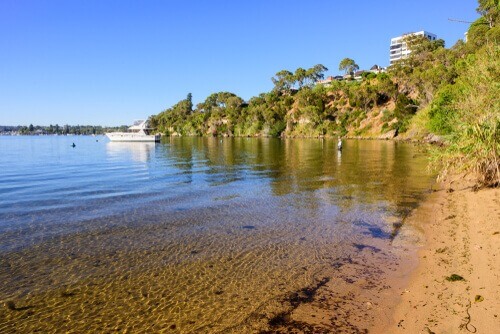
[387,180,500,333]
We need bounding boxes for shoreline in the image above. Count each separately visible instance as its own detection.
[384,179,500,333]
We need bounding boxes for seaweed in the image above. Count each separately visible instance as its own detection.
[445,274,465,282]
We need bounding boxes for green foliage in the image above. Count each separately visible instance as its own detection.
[428,85,458,134]
[269,120,287,137]
[338,58,359,75]
[271,70,294,92]
[365,72,377,80]
[394,94,418,119]
[468,17,494,48]
[272,64,328,92]
[388,34,457,105]
[477,0,499,28]
[432,43,500,187]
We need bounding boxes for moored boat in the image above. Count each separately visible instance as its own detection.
[105,120,160,142]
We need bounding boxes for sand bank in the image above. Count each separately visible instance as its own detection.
[387,181,500,333]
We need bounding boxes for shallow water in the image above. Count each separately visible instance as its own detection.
[0,136,433,332]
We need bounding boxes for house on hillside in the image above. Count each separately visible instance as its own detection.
[343,73,353,80]
[369,64,386,73]
[317,76,334,86]
[354,70,367,81]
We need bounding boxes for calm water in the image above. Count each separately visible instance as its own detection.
[0,136,433,332]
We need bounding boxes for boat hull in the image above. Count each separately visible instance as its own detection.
[105,133,161,142]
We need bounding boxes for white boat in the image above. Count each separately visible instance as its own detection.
[105,120,161,142]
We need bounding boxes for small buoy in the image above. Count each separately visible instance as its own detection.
[71,143,76,148]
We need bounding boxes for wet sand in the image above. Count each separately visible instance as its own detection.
[387,180,500,333]
[276,179,500,334]
[260,235,420,333]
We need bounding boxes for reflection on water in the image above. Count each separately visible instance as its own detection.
[106,141,156,163]
[0,136,433,332]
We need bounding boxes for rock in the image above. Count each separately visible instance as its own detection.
[379,129,397,139]
[425,133,444,145]
[5,300,16,310]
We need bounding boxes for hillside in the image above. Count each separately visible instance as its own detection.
[150,1,499,186]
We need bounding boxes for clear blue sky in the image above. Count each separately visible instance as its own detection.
[0,0,479,126]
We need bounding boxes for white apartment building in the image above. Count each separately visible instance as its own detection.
[389,31,437,65]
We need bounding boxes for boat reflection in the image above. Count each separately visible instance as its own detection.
[106,141,156,163]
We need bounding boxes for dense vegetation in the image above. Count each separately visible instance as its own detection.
[151,0,499,187]
[150,64,408,139]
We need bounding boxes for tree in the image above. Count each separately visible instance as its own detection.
[294,68,307,88]
[28,124,34,132]
[405,35,445,55]
[306,64,328,85]
[186,93,193,114]
[339,58,359,75]
[477,0,499,28]
[271,70,294,92]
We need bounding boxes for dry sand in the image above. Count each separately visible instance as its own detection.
[386,180,500,334]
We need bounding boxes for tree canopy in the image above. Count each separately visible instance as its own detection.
[338,58,359,75]
[272,64,328,92]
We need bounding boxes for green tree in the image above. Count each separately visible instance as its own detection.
[306,64,328,85]
[477,0,499,28]
[294,68,307,88]
[339,58,359,75]
[186,93,193,114]
[271,70,294,92]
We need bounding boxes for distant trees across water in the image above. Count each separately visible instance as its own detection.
[0,124,128,135]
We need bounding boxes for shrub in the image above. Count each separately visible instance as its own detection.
[365,72,377,80]
[432,43,500,187]
[269,120,287,137]
[428,85,458,135]
[394,94,418,119]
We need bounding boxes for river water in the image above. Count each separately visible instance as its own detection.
[0,136,433,332]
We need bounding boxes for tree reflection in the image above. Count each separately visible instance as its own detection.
[157,137,432,218]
